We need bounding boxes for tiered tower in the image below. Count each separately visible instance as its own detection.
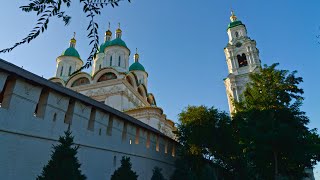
[224,11,261,113]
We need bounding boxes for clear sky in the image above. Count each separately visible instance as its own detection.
[1,0,319,178]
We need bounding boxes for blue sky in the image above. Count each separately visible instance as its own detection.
[1,0,320,178]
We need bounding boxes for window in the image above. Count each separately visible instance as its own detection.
[98,72,117,82]
[68,66,72,76]
[118,56,121,66]
[126,76,134,87]
[60,66,63,76]
[235,31,239,38]
[110,56,113,66]
[237,53,248,67]
[138,88,144,97]
[99,64,102,70]
[71,77,90,87]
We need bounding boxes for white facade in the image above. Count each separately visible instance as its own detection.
[50,26,176,139]
[224,12,261,113]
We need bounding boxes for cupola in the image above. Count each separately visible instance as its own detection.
[61,32,81,59]
[129,49,145,72]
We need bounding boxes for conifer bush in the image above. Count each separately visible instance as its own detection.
[151,166,166,180]
[37,129,86,180]
[111,156,138,180]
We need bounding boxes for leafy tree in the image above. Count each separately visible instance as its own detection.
[37,129,86,180]
[111,156,138,180]
[151,167,166,180]
[172,106,244,179]
[233,63,320,179]
[0,0,130,72]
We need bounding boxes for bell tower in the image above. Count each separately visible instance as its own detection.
[224,11,261,113]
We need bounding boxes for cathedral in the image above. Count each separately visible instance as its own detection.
[49,24,176,139]
[47,11,262,138]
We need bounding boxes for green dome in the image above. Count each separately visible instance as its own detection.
[61,47,81,59]
[98,38,128,53]
[228,20,244,29]
[129,62,145,72]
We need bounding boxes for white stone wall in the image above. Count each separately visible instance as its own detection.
[0,70,176,180]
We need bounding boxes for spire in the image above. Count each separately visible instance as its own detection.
[69,32,76,48]
[134,48,139,62]
[105,22,112,42]
[230,10,238,22]
[116,22,122,38]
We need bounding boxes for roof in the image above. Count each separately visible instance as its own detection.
[99,38,128,53]
[129,62,145,72]
[61,47,81,59]
[228,20,244,29]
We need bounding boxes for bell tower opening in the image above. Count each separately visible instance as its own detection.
[237,53,248,67]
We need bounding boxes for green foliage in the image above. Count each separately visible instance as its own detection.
[110,156,138,180]
[0,0,130,72]
[170,158,196,180]
[173,105,243,179]
[151,167,166,180]
[37,129,86,180]
[233,63,320,179]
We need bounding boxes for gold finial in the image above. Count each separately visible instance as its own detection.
[230,10,237,22]
[106,22,112,36]
[134,48,139,62]
[70,32,76,47]
[116,22,122,38]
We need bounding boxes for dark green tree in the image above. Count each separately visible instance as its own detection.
[151,167,166,180]
[233,63,320,179]
[37,129,86,180]
[172,106,244,180]
[111,156,138,180]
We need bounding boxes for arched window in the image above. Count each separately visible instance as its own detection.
[99,64,102,70]
[118,56,121,66]
[71,77,90,87]
[68,66,72,75]
[110,56,113,66]
[60,66,63,76]
[126,76,134,87]
[98,72,117,82]
[237,53,248,67]
[138,87,144,97]
[235,31,239,38]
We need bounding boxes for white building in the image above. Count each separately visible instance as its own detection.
[224,11,261,113]
[49,25,176,138]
